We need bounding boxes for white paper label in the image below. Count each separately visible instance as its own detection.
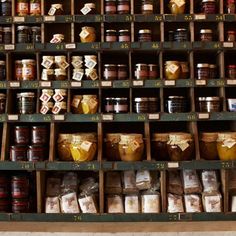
[183,170,200,189]
[196,80,206,86]
[131,140,140,152]
[8,115,19,121]
[168,162,179,168]
[71,81,82,87]
[168,64,179,74]
[148,114,160,120]
[102,114,114,121]
[165,80,176,86]
[10,82,20,87]
[40,93,51,103]
[85,59,97,69]
[223,42,234,48]
[40,81,51,87]
[223,139,236,149]
[143,4,153,11]
[14,16,25,22]
[66,43,76,49]
[174,0,185,7]
[227,80,236,85]
[81,141,93,152]
[72,72,84,81]
[54,115,65,121]
[80,6,92,15]
[79,29,90,39]
[198,113,210,119]
[4,45,15,50]
[133,81,144,86]
[195,14,206,20]
[44,16,55,22]
[101,81,112,87]
[178,142,190,151]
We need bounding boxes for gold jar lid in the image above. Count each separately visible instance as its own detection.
[82,95,97,100]
[42,89,54,95]
[198,97,220,101]
[119,134,143,144]
[201,132,218,142]
[152,133,169,142]
[51,4,63,9]
[57,134,72,143]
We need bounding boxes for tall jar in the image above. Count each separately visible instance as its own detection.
[11,175,29,199]
[152,133,169,161]
[22,59,36,80]
[135,64,148,80]
[14,126,30,145]
[105,0,116,14]
[169,0,186,14]
[1,0,12,16]
[81,95,98,114]
[165,61,181,80]
[179,61,189,79]
[197,63,210,80]
[31,26,41,43]
[118,134,144,161]
[30,0,41,16]
[227,0,235,14]
[141,0,153,14]
[17,26,31,43]
[217,132,236,161]
[32,126,47,145]
[17,92,35,114]
[201,0,216,14]
[167,133,194,161]
[200,132,218,160]
[57,134,73,161]
[105,133,122,161]
[16,0,29,16]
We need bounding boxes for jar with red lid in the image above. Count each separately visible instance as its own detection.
[227,0,235,14]
[0,176,9,198]
[105,0,116,14]
[117,0,130,14]
[11,175,29,199]
[227,31,236,42]
[228,65,236,79]
[32,126,47,145]
[10,146,27,161]
[14,126,30,145]
[27,145,46,162]
[201,0,216,14]
[0,199,10,212]
[12,198,30,213]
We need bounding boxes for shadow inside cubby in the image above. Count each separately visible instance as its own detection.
[0,54,6,81]
[44,0,71,15]
[74,0,101,14]
[225,88,236,112]
[134,0,160,14]
[164,0,190,14]
[224,52,236,79]
[194,22,220,41]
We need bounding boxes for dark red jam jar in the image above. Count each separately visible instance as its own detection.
[11,175,29,199]
[32,126,47,145]
[12,198,30,213]
[10,145,27,161]
[14,126,30,145]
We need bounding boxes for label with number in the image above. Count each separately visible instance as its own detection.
[165,80,176,86]
[54,115,65,121]
[148,114,160,120]
[101,81,112,87]
[65,43,76,49]
[9,81,20,88]
[102,114,114,121]
[8,115,19,121]
[167,162,179,168]
[133,81,144,87]
[40,81,51,87]
[223,42,234,48]
[71,81,82,87]
[198,113,210,119]
[196,80,206,86]
[44,16,55,22]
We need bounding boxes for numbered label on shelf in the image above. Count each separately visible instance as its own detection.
[54,115,65,121]
[195,14,206,20]
[9,81,20,88]
[102,114,114,121]
[4,44,15,50]
[71,81,82,87]
[227,80,236,85]
[164,80,176,86]
[223,42,234,48]
[133,81,144,87]
[44,16,55,22]
[196,80,206,86]
[8,115,19,121]
[148,114,160,120]
[167,162,179,169]
[40,81,51,87]
[198,113,210,120]
[101,81,112,87]
[65,43,76,49]
[14,16,25,22]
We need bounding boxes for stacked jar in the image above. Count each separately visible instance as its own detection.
[40,89,67,115]
[105,29,131,42]
[165,61,189,80]
[80,3,96,15]
[197,97,221,112]
[133,97,159,113]
[104,63,128,80]
[135,63,158,80]
[168,0,186,14]
[196,63,217,79]
[14,59,36,81]
[17,92,36,114]
[79,26,96,43]
[16,0,41,16]
[228,64,236,79]
[227,0,235,14]
[0,174,10,212]
[0,60,6,80]
[17,25,41,43]
[105,0,130,14]
[103,97,129,113]
[10,125,48,162]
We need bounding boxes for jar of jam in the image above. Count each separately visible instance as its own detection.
[118,64,128,80]
[71,56,83,69]
[197,97,221,112]
[41,69,54,81]
[138,29,152,42]
[79,26,96,43]
[200,132,218,160]
[197,63,210,80]
[105,133,122,161]
[54,69,67,81]
[227,31,236,42]
[54,89,67,102]
[135,63,148,80]
[200,29,213,41]
[105,30,117,42]
[17,92,36,114]
[134,97,149,113]
[114,97,128,113]
[179,61,189,79]
[48,4,63,16]
[148,64,158,79]
[17,26,31,43]
[166,96,187,113]
[104,64,117,80]
[3,27,12,44]
[141,0,153,14]
[52,101,67,115]
[31,26,41,43]
[227,0,235,14]
[32,126,47,145]
[117,0,130,14]
[228,65,236,79]
[0,175,9,198]
[209,64,217,79]
[85,68,98,81]
[0,93,6,113]
[71,95,83,114]
[69,133,97,162]
[169,0,186,14]
[118,29,130,42]
[40,89,54,104]
[104,97,114,113]
[57,133,73,161]
[105,0,116,14]
[12,199,30,213]
[30,0,41,16]
[27,145,45,161]
[1,0,12,16]
[174,28,188,42]
[50,34,64,44]
[54,55,68,70]
[17,0,29,16]
[72,68,84,81]
[118,134,144,161]
[81,95,98,114]
[22,59,36,81]
[0,61,6,80]
[152,133,169,161]
[217,132,236,161]
[201,0,216,14]
[14,126,30,145]
[10,145,27,161]
[165,61,181,80]
[42,56,54,69]
[0,199,10,213]
[11,175,29,199]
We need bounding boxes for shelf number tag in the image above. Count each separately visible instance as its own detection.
[223,42,234,48]
[198,113,210,120]
[101,81,112,87]
[168,162,179,168]
[9,81,20,88]
[44,16,55,22]
[40,81,51,87]
[65,43,76,49]
[8,115,19,121]
[102,114,114,121]
[196,80,206,86]
[4,44,15,50]
[133,81,144,87]
[14,16,25,22]
[164,80,176,86]
[195,14,206,20]
[71,81,82,87]
[227,80,236,85]
[54,115,65,121]
[148,114,160,120]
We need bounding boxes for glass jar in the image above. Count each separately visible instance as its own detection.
[117,64,128,80]
[227,0,235,14]
[30,0,41,16]
[167,133,194,161]
[79,26,96,43]
[17,92,36,114]
[41,56,54,69]
[0,93,6,113]
[85,68,98,81]
[197,63,210,80]
[179,61,189,79]
[174,28,188,42]
[114,97,128,113]
[1,0,12,16]
[227,31,236,42]
[41,69,54,81]
[54,55,68,69]
[12,199,29,213]
[135,63,148,80]
[0,175,9,198]
[71,56,83,69]
[148,64,158,79]
[209,64,217,79]
[22,59,36,80]
[118,29,130,42]
[228,65,236,79]
[72,68,84,81]
[31,26,41,43]
[69,133,97,162]
[10,145,27,161]
[117,0,130,14]
[152,133,169,161]
[11,175,29,199]
[200,132,218,160]
[32,126,47,145]
[104,97,114,113]
[200,29,213,41]
[0,61,6,80]
[165,61,181,80]
[138,29,152,42]
[217,132,236,161]
[0,199,10,212]
[105,0,116,14]
[54,69,67,81]
[14,126,30,144]
[141,0,153,14]
[105,30,117,42]
[50,34,64,44]
[57,134,73,161]
[118,134,144,161]
[0,27,2,43]
[81,95,98,114]
[53,89,67,103]
[3,27,12,44]
[166,96,187,113]
[201,0,216,14]
[17,26,31,43]
[198,97,221,112]
[104,64,117,80]
[48,4,63,16]
[81,3,96,15]
[105,133,122,161]
[52,101,67,115]
[168,31,175,41]
[40,89,54,104]
[16,0,29,16]
[134,97,149,113]
[71,95,83,114]
[169,0,186,14]
[27,145,46,161]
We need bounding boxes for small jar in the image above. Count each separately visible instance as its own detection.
[27,145,46,161]
[31,26,41,43]
[197,63,210,80]
[227,31,236,42]
[105,0,117,14]
[52,101,67,115]
[105,30,117,42]
[71,95,83,114]
[118,134,144,161]
[54,69,67,81]
[174,29,188,42]
[14,126,30,145]
[0,61,6,80]
[30,0,41,16]
[179,61,189,79]
[79,26,96,43]
[104,64,117,80]
[114,97,129,113]
[1,0,12,16]
[198,97,221,112]
[41,56,54,69]
[138,29,152,42]
[57,133,73,161]
[117,0,130,14]
[41,69,54,81]
[148,97,159,113]
[118,29,130,42]
[0,93,6,113]
[12,199,29,213]
[200,132,218,160]
[10,145,27,161]
[16,0,29,16]
[148,64,158,79]
[40,89,54,104]
[166,96,187,113]
[40,101,53,115]
[169,0,186,14]
[141,0,153,14]
[105,133,122,161]
[227,0,235,14]
[73,68,84,81]
[71,56,83,69]
[118,64,128,80]
[17,92,36,114]
[48,4,63,16]
[50,34,64,44]
[0,199,10,213]
[85,68,98,81]
[32,126,47,145]
[0,175,9,198]
[200,29,213,42]
[152,133,169,161]
[17,26,31,43]
[11,175,29,199]
[3,27,12,44]
[167,133,194,161]
[135,63,148,80]
[134,97,149,113]
[201,0,216,14]
[104,97,114,113]
[81,3,96,15]
[55,55,69,70]
[228,65,236,79]
[165,61,181,80]
[22,59,36,81]
[81,95,98,114]
[209,64,217,79]
[53,89,67,102]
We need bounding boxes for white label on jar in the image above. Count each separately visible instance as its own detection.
[48,7,57,16]
[174,0,185,7]
[81,141,93,152]
[30,3,40,10]
[79,29,90,39]
[40,105,49,115]
[80,6,92,15]
[41,59,54,69]
[177,142,189,151]
[58,61,69,70]
[143,4,153,11]
[52,104,62,114]
[130,140,140,152]
[72,60,83,69]
[18,3,28,11]
[204,195,221,213]
[53,93,64,102]
[117,5,129,11]
[85,59,97,69]
[71,97,81,108]
[40,93,51,103]
[142,194,160,213]
[223,139,236,149]
[114,104,128,112]
[22,67,33,77]
[73,71,84,81]
[168,64,179,74]
[119,36,130,42]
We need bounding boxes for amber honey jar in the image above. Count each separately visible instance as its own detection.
[200,132,218,160]
[22,59,36,81]
[11,175,29,199]
[15,60,23,81]
[80,26,96,43]
[57,134,73,161]
[169,0,186,14]
[32,126,47,145]
[165,61,181,80]
[14,126,30,145]
[152,133,169,161]
[105,133,122,161]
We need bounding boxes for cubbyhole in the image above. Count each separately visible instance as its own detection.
[74,0,101,15]
[44,1,71,15]
[164,1,190,14]
[134,22,161,41]
[194,0,220,14]
[0,54,6,81]
[104,23,131,42]
[194,22,220,41]
[134,0,161,14]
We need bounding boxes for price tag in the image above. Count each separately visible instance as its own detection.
[4,44,15,50]
[9,81,20,88]
[40,81,51,87]
[133,81,144,87]
[167,162,179,168]
[8,115,19,121]
[101,81,112,87]
[227,80,236,85]
[164,80,176,86]
[54,115,65,121]
[14,16,25,22]
[148,114,160,120]
[196,80,206,86]
[71,81,82,87]
[65,43,76,49]
[223,42,234,48]
[44,16,55,22]
[102,114,114,121]
[198,113,210,120]
[195,14,206,20]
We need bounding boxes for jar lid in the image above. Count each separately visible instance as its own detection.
[51,4,63,8]
[168,96,186,99]
[197,63,209,68]
[176,28,187,32]
[139,29,151,34]
[53,34,64,38]
[0,61,5,65]
[169,133,192,142]
[22,59,36,64]
[115,97,128,101]
[105,97,114,101]
[228,31,236,34]
[202,0,215,2]
[117,64,127,67]
[106,29,117,33]
[200,29,213,34]
[228,65,236,68]
[3,27,11,32]
[17,92,35,98]
[119,134,143,144]
[201,132,218,142]
[209,64,217,68]
[17,26,30,30]
[84,3,96,8]
[119,29,130,33]
[58,133,72,143]
[104,64,117,67]
[198,97,220,101]
[106,133,122,143]
[152,133,169,142]
[149,97,158,102]
[134,97,149,102]
[217,132,236,141]
[82,26,95,31]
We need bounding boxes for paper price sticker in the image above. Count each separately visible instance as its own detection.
[4,44,15,50]
[167,162,179,168]
[164,80,176,86]
[54,115,65,121]
[66,43,76,49]
[71,81,82,87]
[8,115,19,121]
[81,141,93,152]
[196,80,206,86]
[101,81,112,87]
[227,80,236,85]
[102,114,114,121]
[80,6,92,15]
[40,81,51,87]
[198,113,210,119]
[44,16,55,22]
[223,42,234,48]
[148,114,160,120]
[14,16,25,22]
[9,81,20,88]
[133,81,144,86]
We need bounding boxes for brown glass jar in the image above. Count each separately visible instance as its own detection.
[179,61,189,79]
[138,29,152,42]
[32,126,47,145]
[152,133,169,161]
[167,133,194,161]
[17,0,29,16]
[104,64,117,80]
[12,199,29,213]
[0,176,9,198]
[117,64,128,80]
[0,93,6,113]
[148,64,158,79]
[22,59,36,81]
[200,132,218,160]
[201,0,216,14]
[10,145,27,161]
[0,199,10,213]
[134,97,149,113]
[14,126,30,145]
[118,29,130,42]
[209,64,217,79]
[41,69,54,81]
[17,26,31,43]
[200,29,213,41]
[227,0,235,14]
[17,92,36,114]
[198,97,221,112]
[27,145,46,162]
[197,63,210,80]
[11,175,29,199]
[117,0,130,14]
[105,0,116,14]
[227,31,236,42]
[114,97,128,113]
[141,0,153,14]
[105,30,117,42]
[165,61,181,80]
[104,97,114,113]
[54,69,67,81]
[135,63,148,80]
[228,65,236,79]
[105,133,122,161]
[1,0,12,16]
[3,27,12,44]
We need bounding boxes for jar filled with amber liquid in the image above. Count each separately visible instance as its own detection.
[169,0,186,14]
[152,133,169,161]
[200,132,218,160]
[105,133,122,161]
[165,61,181,80]
[57,134,73,161]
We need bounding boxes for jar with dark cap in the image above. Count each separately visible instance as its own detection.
[17,26,31,43]
[200,132,218,160]
[0,61,6,80]
[138,29,152,42]
[1,0,12,16]
[228,65,236,79]
[105,30,117,42]
[166,96,187,113]
[197,63,210,80]
[141,0,153,14]
[117,0,130,14]
[104,97,114,113]
[114,97,129,113]
[152,133,169,161]
[174,29,188,42]
[104,64,117,80]
[17,92,36,114]
[31,26,41,43]
[201,0,216,14]
[200,29,213,41]
[10,146,27,161]
[3,27,12,44]
[105,0,116,14]
[119,29,130,42]
[118,64,128,80]
[14,126,30,145]
[11,175,29,199]
[32,126,47,145]
[197,97,221,112]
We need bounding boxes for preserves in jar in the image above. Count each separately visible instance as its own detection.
[10,145,27,161]
[138,29,152,42]
[1,0,12,16]
[169,0,186,14]
[227,31,236,42]
[105,0,116,14]
[201,0,216,14]
[135,63,148,80]
[105,133,122,161]
[0,61,6,80]
[141,0,153,14]
[27,145,46,161]
[22,59,36,81]
[200,132,218,160]
[114,97,128,113]
[118,29,130,42]
[165,61,181,80]
[17,0,29,16]
[32,126,47,145]
[57,134,73,161]
[227,0,235,14]
[30,0,41,15]
[197,63,210,80]
[200,29,213,41]
[14,126,30,144]
[104,64,117,80]
[81,95,98,114]
[3,27,12,44]
[79,26,96,43]
[152,133,169,161]
[105,30,117,42]
[166,96,187,113]
[17,26,30,43]
[117,0,130,14]
[174,28,188,42]
[228,65,236,79]
[197,97,221,112]
[17,92,36,114]
[118,64,128,80]
[12,199,29,213]
[11,175,29,199]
